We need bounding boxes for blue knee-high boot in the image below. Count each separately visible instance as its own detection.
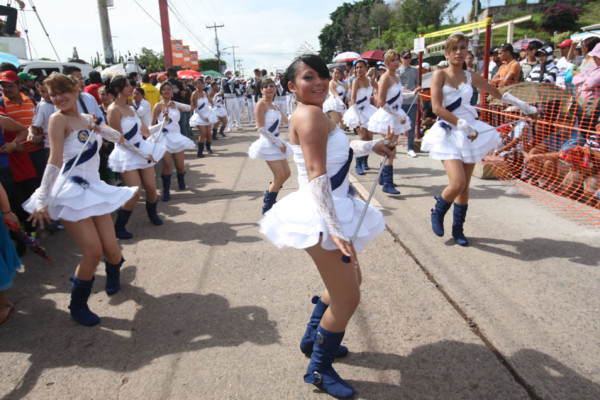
[145,201,163,225]
[105,257,125,295]
[177,172,186,190]
[452,203,469,246]
[161,174,171,202]
[431,195,452,237]
[69,276,100,326]
[355,156,365,175]
[382,165,400,194]
[197,142,205,158]
[300,296,349,358]
[262,190,278,215]
[361,155,370,170]
[304,325,355,398]
[114,209,133,239]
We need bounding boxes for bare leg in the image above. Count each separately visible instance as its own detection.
[162,152,173,176]
[173,151,186,174]
[265,159,291,193]
[120,170,142,211]
[441,160,474,204]
[139,166,158,203]
[62,218,104,280]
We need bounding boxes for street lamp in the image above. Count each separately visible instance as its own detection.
[371,26,381,50]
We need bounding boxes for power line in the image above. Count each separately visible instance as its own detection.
[206,22,224,71]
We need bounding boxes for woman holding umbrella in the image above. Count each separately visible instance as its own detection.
[343,58,378,175]
[24,73,143,326]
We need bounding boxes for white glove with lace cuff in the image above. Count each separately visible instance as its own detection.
[335,96,345,107]
[35,164,60,212]
[457,118,478,138]
[350,138,385,157]
[258,126,285,147]
[502,93,537,115]
[171,101,192,112]
[97,123,151,160]
[310,174,349,242]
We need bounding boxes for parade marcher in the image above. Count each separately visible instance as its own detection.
[24,73,139,326]
[259,54,396,398]
[190,78,217,158]
[152,81,195,201]
[97,86,116,185]
[248,78,292,214]
[221,71,237,131]
[342,59,378,175]
[322,67,348,129]
[208,81,228,139]
[106,75,167,239]
[274,73,288,124]
[368,50,412,194]
[423,33,537,246]
[234,72,246,130]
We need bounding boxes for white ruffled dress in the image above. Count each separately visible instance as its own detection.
[108,114,167,173]
[23,129,137,222]
[421,71,501,163]
[211,95,228,118]
[190,96,218,127]
[368,82,411,135]
[342,84,377,129]
[156,107,195,153]
[259,126,385,252]
[248,108,293,161]
[323,84,346,114]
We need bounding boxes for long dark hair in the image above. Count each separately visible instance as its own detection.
[281,54,330,90]
[107,75,127,97]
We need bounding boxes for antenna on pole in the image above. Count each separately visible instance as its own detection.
[206,22,224,72]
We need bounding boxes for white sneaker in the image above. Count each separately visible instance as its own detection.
[407,150,417,158]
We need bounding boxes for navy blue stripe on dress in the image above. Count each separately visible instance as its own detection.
[267,119,279,134]
[63,134,98,175]
[446,98,461,112]
[356,97,367,105]
[386,90,401,105]
[330,148,354,191]
[197,103,205,111]
[124,123,138,141]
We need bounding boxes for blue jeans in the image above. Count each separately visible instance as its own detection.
[402,102,418,151]
[179,111,191,138]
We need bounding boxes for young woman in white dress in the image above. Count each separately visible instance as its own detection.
[208,82,228,139]
[25,74,141,326]
[343,59,378,175]
[151,82,195,202]
[190,78,217,158]
[368,50,412,195]
[107,76,167,240]
[322,67,348,128]
[259,54,396,398]
[248,78,292,214]
[423,33,537,246]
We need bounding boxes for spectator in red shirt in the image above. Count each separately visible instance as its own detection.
[84,70,104,105]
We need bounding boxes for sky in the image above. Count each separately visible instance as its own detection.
[15,0,505,76]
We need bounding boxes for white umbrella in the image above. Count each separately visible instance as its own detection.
[332,51,360,62]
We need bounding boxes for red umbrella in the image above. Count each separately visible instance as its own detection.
[177,69,201,79]
[360,50,384,61]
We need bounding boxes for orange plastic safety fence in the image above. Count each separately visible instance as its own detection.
[416,81,600,225]
[478,81,600,226]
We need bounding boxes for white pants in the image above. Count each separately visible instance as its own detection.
[225,95,241,128]
[286,93,296,117]
[246,97,255,125]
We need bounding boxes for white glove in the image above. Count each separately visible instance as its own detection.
[171,101,192,112]
[35,164,60,212]
[310,174,349,242]
[382,104,403,120]
[457,118,478,138]
[350,138,385,157]
[258,126,285,147]
[97,123,152,160]
[502,93,537,115]
[335,96,346,107]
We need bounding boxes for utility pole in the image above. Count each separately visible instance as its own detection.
[158,0,172,69]
[97,0,114,64]
[223,45,239,74]
[206,22,224,72]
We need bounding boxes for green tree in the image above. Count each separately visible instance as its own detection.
[318,0,386,61]
[135,47,165,73]
[395,0,458,32]
[198,58,224,71]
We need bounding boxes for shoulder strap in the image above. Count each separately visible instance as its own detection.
[78,95,89,114]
